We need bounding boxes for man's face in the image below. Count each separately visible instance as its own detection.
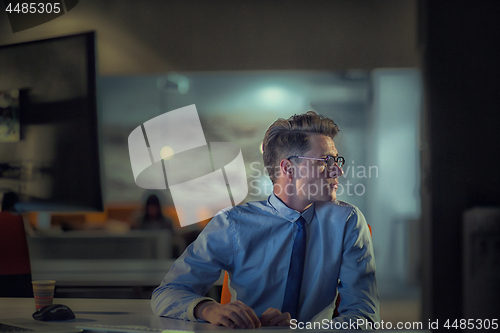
[292,134,343,203]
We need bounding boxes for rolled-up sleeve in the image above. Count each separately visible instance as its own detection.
[151,210,234,321]
[334,207,380,327]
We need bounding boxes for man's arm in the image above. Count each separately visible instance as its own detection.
[334,207,380,326]
[150,210,263,328]
[151,211,234,321]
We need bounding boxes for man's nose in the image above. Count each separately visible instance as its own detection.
[328,165,343,178]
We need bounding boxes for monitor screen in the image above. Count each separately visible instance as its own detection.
[0,32,103,212]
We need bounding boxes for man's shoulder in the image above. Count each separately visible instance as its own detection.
[315,201,368,236]
[315,200,361,219]
[214,199,272,219]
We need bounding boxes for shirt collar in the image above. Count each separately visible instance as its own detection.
[268,192,314,225]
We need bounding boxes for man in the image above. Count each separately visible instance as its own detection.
[151,111,379,328]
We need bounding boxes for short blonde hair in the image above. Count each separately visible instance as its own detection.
[262,111,339,183]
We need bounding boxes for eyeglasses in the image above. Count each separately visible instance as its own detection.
[287,155,345,170]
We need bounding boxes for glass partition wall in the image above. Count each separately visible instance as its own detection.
[28,70,422,318]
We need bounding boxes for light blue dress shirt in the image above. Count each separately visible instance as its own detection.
[151,193,379,324]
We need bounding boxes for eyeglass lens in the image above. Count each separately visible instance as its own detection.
[327,156,344,168]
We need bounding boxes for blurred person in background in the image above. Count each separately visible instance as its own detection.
[132,194,174,232]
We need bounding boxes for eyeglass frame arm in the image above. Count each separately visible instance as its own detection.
[286,155,345,168]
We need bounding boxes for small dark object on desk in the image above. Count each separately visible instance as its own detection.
[32,304,75,321]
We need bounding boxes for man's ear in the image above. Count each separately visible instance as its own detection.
[280,159,294,180]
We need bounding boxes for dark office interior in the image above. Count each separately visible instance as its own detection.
[1,0,500,328]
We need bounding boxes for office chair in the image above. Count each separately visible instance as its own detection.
[0,212,34,297]
[220,271,232,304]
[220,224,373,318]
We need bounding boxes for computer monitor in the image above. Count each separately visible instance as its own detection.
[0,32,103,212]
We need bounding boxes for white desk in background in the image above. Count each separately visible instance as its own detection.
[30,259,224,287]
[0,298,430,333]
[30,259,223,299]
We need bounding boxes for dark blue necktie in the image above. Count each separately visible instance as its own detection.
[282,216,307,319]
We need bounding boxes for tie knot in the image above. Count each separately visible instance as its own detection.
[296,217,306,228]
